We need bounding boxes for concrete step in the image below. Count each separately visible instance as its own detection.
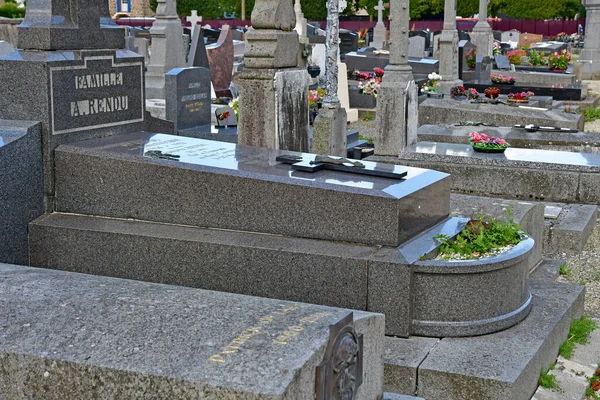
[383,279,585,400]
[544,203,598,255]
[383,393,424,400]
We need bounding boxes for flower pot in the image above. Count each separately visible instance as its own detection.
[307,66,321,78]
[550,68,566,73]
[484,87,501,99]
[471,144,508,153]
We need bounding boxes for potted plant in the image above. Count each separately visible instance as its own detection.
[528,49,547,66]
[307,64,321,78]
[548,50,571,72]
[358,78,380,99]
[465,48,476,70]
[507,50,522,66]
[469,131,510,152]
[421,72,443,96]
[467,88,479,100]
[484,87,501,99]
[507,91,534,103]
[490,73,516,84]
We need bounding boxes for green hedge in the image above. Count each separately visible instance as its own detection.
[0,3,25,18]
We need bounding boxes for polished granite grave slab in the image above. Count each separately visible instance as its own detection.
[0,263,384,399]
[55,132,450,246]
[369,141,600,203]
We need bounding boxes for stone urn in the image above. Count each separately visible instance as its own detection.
[485,87,501,99]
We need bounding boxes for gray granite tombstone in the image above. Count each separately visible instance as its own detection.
[187,26,210,69]
[203,28,221,45]
[165,67,211,131]
[495,54,511,70]
[339,29,359,55]
[475,55,493,83]
[408,35,426,58]
[458,40,476,79]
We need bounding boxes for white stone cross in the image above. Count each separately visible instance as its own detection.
[339,0,347,12]
[375,0,385,24]
[186,10,203,37]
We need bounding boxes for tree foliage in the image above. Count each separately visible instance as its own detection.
[148,0,582,20]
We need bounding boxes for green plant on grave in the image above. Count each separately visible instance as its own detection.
[362,113,374,122]
[433,207,524,260]
[0,2,25,18]
[528,50,547,67]
[559,263,572,277]
[538,363,562,391]
[358,135,374,143]
[586,363,600,400]
[559,315,598,359]
[583,107,600,123]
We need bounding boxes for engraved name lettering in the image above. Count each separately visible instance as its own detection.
[181,93,208,102]
[70,96,129,117]
[74,72,124,89]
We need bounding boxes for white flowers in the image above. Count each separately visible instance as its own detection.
[428,72,442,81]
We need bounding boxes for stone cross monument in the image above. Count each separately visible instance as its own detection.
[145,0,186,100]
[186,10,203,38]
[375,0,418,155]
[577,0,600,79]
[313,0,347,157]
[438,0,463,92]
[17,0,124,50]
[370,0,387,49]
[470,0,493,57]
[237,0,310,152]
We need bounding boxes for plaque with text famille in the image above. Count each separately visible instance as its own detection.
[276,154,408,179]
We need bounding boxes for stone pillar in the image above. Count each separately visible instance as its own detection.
[470,0,493,58]
[375,0,418,156]
[145,0,186,100]
[438,0,462,93]
[313,0,347,156]
[370,0,386,49]
[577,0,600,80]
[237,0,310,152]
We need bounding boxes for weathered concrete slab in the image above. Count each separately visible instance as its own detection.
[416,280,585,400]
[419,99,584,130]
[0,263,385,399]
[544,203,598,254]
[369,142,600,204]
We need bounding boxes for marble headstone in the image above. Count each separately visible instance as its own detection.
[408,36,426,58]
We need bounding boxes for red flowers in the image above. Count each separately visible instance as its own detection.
[218,111,230,120]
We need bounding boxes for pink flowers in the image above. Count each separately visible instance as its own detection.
[469,132,509,150]
[508,91,534,101]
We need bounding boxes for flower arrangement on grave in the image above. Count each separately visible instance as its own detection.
[421,72,443,94]
[507,50,522,66]
[469,131,510,152]
[467,88,479,100]
[450,85,466,98]
[507,91,534,103]
[349,69,375,82]
[308,88,325,107]
[528,49,547,66]
[484,87,501,99]
[493,41,501,55]
[374,67,385,80]
[218,111,230,120]
[490,74,516,84]
[228,98,239,121]
[465,48,476,69]
[358,78,380,98]
[358,29,367,47]
[548,49,571,72]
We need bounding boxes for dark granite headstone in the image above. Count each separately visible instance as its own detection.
[206,25,233,98]
[49,55,144,134]
[458,40,476,79]
[475,56,493,83]
[203,28,221,45]
[188,27,210,69]
[339,29,358,55]
[232,29,244,41]
[458,30,471,41]
[165,67,211,131]
[495,54,511,70]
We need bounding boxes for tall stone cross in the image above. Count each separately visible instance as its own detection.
[375,0,385,24]
[17,0,125,50]
[187,10,203,37]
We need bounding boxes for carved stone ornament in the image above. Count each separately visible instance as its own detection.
[315,313,364,400]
